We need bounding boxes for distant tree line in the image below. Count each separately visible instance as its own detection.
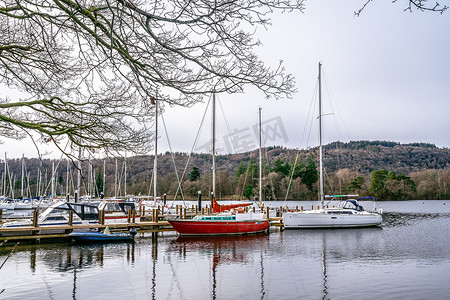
[1,141,449,200]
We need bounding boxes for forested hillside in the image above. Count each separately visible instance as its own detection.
[1,141,449,201]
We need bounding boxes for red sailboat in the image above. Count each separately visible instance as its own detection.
[168,198,269,236]
[168,96,269,235]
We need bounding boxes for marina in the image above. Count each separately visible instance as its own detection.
[0,1,448,299]
[0,200,448,299]
[0,201,284,241]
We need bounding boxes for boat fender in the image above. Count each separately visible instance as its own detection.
[104,226,110,235]
[378,208,383,214]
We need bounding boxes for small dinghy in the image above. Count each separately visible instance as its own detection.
[69,227,137,243]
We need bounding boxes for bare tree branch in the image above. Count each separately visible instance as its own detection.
[0,0,305,157]
[355,0,448,16]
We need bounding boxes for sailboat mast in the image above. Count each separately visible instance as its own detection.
[103,159,106,197]
[259,107,262,205]
[51,161,55,199]
[318,62,324,208]
[77,146,81,202]
[66,160,69,197]
[212,93,216,198]
[154,97,158,206]
[124,155,127,196]
[21,154,24,198]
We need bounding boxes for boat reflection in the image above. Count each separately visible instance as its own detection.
[15,242,136,273]
[321,233,328,300]
[171,233,270,300]
[173,233,269,267]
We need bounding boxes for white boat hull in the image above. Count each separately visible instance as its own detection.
[283,210,382,228]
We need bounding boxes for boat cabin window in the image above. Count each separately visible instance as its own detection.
[193,215,235,221]
[327,211,354,214]
[46,216,67,221]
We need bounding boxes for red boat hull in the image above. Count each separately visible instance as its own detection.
[168,220,270,236]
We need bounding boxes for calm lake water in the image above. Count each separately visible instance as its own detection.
[1,200,449,300]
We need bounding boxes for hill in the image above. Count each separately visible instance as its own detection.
[1,141,448,200]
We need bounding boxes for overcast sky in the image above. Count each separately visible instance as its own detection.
[3,1,450,159]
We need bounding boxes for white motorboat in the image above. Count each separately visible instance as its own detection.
[0,201,99,236]
[0,200,141,236]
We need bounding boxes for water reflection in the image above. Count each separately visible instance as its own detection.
[171,233,270,300]
[1,201,449,299]
[173,234,269,266]
[321,233,328,300]
[382,211,449,227]
[151,236,157,300]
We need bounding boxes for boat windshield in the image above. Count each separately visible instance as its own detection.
[342,200,364,211]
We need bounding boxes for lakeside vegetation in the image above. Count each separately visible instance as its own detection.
[1,141,449,201]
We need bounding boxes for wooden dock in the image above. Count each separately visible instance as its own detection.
[0,205,285,242]
[0,221,174,241]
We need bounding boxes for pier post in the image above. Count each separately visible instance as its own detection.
[266,207,270,220]
[183,208,187,219]
[163,193,167,206]
[198,191,201,211]
[68,211,73,226]
[301,206,303,212]
[179,207,183,219]
[161,205,164,217]
[155,208,159,223]
[311,205,314,210]
[132,209,136,223]
[252,207,255,213]
[151,209,155,222]
[127,209,131,223]
[99,210,105,225]
[32,207,39,227]
[176,205,179,215]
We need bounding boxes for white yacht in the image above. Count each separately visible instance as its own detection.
[284,197,382,228]
[283,63,382,229]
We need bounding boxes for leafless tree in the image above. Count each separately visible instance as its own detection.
[356,0,448,16]
[0,0,304,159]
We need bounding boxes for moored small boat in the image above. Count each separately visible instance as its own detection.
[69,228,137,243]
